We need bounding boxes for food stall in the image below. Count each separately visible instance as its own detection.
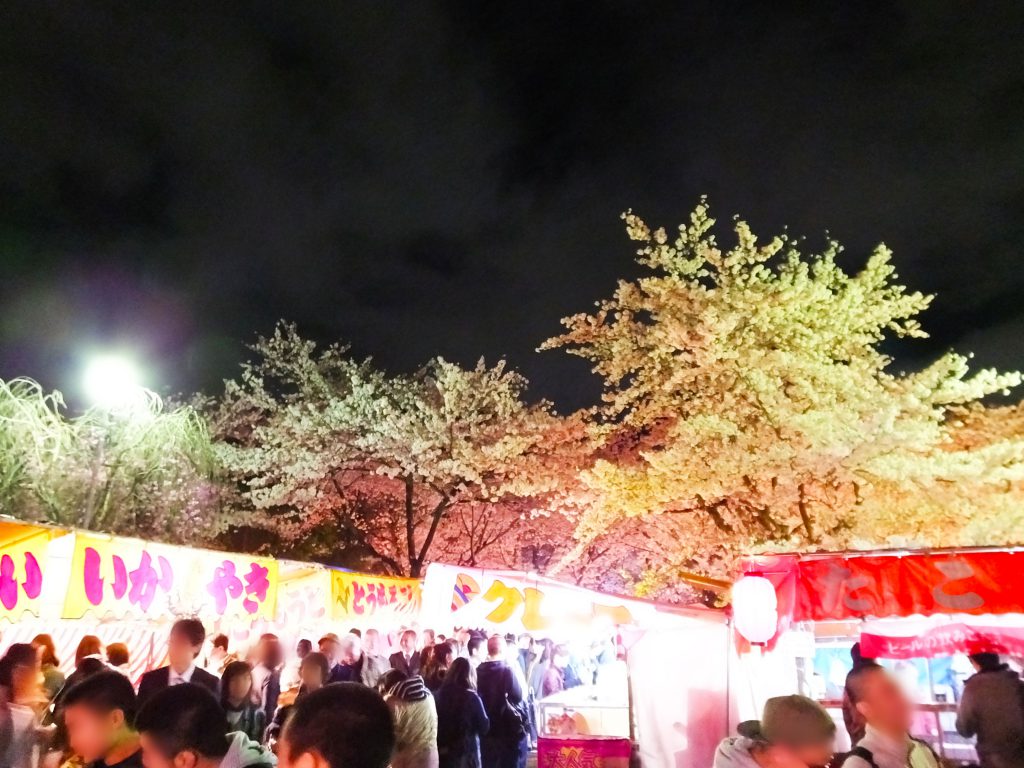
[0,517,422,679]
[734,546,1024,763]
[421,563,739,768]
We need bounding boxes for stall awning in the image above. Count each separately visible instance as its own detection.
[741,547,1024,625]
[859,613,1024,659]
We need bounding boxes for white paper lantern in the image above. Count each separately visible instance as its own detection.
[732,574,779,644]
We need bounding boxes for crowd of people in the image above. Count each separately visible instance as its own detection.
[0,621,574,768]
[1,621,1019,768]
[716,645,1024,768]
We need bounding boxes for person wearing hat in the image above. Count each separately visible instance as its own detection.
[715,695,837,768]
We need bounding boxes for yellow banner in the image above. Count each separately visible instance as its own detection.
[64,533,278,621]
[201,551,278,621]
[0,526,51,620]
[331,571,421,624]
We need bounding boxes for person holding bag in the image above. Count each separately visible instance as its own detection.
[475,637,527,768]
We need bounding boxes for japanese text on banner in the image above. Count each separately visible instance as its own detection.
[0,530,48,620]
[331,571,421,623]
[64,534,178,619]
[203,554,278,620]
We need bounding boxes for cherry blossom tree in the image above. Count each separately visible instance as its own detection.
[212,323,587,577]
[543,201,1024,579]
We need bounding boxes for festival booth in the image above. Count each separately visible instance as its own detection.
[734,546,1024,764]
[421,563,740,768]
[0,518,422,680]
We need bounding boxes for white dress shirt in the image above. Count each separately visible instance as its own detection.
[169,663,196,686]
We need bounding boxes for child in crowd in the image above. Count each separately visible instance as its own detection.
[221,662,267,744]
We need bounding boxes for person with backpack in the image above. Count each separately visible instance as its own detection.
[714,695,836,768]
[842,644,878,747]
[956,652,1024,768]
[475,636,527,768]
[840,664,938,768]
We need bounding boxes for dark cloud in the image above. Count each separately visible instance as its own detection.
[1,2,1023,409]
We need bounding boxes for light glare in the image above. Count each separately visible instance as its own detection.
[83,355,145,410]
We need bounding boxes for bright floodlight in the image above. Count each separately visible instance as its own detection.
[83,355,145,410]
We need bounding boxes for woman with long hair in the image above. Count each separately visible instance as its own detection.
[436,658,489,768]
[220,661,265,743]
[422,643,454,694]
[0,643,47,768]
[31,634,64,701]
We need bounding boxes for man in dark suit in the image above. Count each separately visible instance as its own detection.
[137,618,219,704]
[388,629,421,676]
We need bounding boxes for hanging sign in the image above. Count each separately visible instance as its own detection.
[330,571,421,624]
[421,563,663,634]
[742,550,1024,625]
[0,525,51,620]
[201,551,278,621]
[63,533,277,621]
[860,614,1024,659]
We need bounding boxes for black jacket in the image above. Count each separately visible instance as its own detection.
[476,660,524,743]
[136,666,220,705]
[389,651,421,676]
[437,685,489,768]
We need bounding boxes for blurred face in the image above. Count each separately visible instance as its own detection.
[11,656,41,700]
[422,630,435,648]
[167,631,199,672]
[856,668,913,734]
[363,630,380,652]
[228,671,252,702]
[299,662,325,691]
[64,704,126,762]
[455,629,471,644]
[401,633,417,655]
[767,740,836,768]
[318,640,337,664]
[340,638,360,665]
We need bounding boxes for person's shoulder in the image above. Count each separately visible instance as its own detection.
[139,667,167,682]
[193,667,220,686]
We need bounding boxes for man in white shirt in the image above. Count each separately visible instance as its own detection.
[388,630,421,676]
[841,664,938,768]
[137,618,220,704]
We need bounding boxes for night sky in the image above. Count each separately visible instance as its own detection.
[2,3,1023,412]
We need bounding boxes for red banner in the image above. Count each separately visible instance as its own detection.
[861,621,1024,660]
[742,550,1024,624]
